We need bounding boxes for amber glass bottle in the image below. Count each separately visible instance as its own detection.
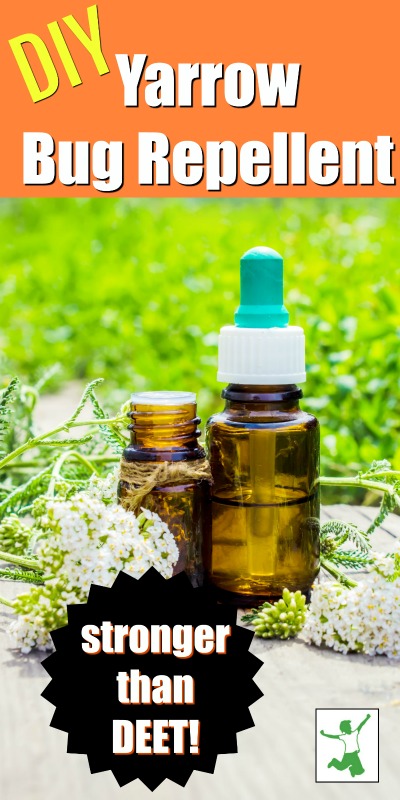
[206,384,319,604]
[205,246,320,605]
[118,391,210,587]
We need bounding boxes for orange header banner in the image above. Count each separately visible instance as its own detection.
[2,0,400,197]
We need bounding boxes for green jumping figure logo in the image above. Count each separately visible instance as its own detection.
[320,713,371,778]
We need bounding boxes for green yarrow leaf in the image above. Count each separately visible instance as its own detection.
[65,379,104,426]
[88,389,125,455]
[0,378,19,457]
[0,467,52,521]
[40,434,94,448]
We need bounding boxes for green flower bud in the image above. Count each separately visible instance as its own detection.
[0,514,32,555]
[249,588,308,640]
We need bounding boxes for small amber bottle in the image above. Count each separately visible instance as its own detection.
[118,391,210,587]
[205,247,320,605]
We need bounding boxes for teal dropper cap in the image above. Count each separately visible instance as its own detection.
[234,246,289,328]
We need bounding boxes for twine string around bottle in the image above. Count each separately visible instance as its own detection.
[119,458,212,513]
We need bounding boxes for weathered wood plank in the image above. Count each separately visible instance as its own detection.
[320,506,331,523]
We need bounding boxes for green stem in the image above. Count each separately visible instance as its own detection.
[0,416,125,471]
[48,450,100,496]
[320,557,358,588]
[5,455,120,471]
[0,594,15,609]
[0,549,42,571]
[320,475,399,497]
[364,470,400,480]
[62,451,100,476]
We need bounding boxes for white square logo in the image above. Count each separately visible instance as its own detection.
[315,708,379,783]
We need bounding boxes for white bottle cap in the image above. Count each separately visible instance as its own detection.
[217,325,306,384]
[130,391,196,406]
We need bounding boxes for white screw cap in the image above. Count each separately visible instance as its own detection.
[217,325,306,385]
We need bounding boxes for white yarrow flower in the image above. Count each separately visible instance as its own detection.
[304,552,400,659]
[9,474,179,653]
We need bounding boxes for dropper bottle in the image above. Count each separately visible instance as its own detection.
[205,247,320,605]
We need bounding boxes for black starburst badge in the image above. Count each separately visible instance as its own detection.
[42,568,263,790]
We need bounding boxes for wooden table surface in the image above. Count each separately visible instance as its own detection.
[1,505,399,800]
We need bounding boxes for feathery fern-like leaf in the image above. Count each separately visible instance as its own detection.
[362,459,392,476]
[0,567,43,584]
[88,389,125,454]
[34,365,61,394]
[65,378,104,425]
[367,491,399,535]
[40,434,94,448]
[0,467,52,520]
[0,378,19,456]
[321,519,371,553]
[327,549,371,570]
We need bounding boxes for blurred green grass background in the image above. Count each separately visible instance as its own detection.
[0,198,399,484]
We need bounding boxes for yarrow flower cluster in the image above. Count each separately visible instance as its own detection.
[303,543,400,659]
[9,477,178,653]
[86,468,120,505]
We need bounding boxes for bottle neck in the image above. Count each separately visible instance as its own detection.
[222,384,302,412]
[124,401,203,461]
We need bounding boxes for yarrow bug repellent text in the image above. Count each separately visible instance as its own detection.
[24,131,395,192]
[7,3,399,193]
[138,133,395,190]
[115,57,301,108]
[23,134,124,192]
